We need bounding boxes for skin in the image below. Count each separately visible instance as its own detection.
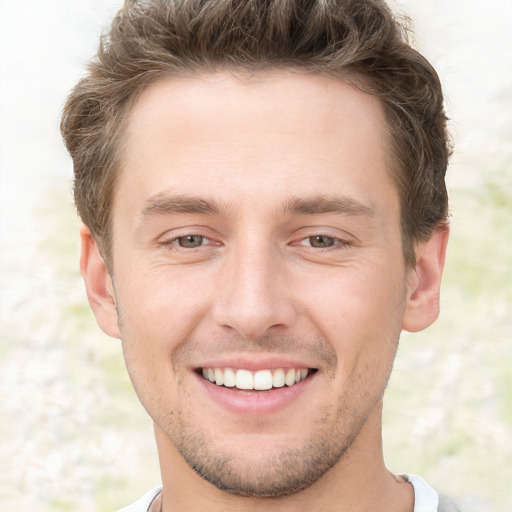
[81,71,448,511]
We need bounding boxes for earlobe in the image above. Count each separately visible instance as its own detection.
[402,225,449,333]
[79,224,121,339]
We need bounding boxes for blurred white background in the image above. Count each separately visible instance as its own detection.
[1,1,511,510]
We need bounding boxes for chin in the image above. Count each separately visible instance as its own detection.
[163,408,364,498]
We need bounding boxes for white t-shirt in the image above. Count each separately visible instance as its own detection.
[117,474,439,512]
[117,486,162,512]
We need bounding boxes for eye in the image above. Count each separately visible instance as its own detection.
[305,235,337,248]
[175,235,207,248]
[158,229,222,253]
[292,233,353,251]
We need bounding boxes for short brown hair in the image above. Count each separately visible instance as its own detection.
[61,0,450,268]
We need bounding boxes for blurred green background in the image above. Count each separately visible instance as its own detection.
[0,0,510,510]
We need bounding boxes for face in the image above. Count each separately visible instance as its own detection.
[101,72,417,496]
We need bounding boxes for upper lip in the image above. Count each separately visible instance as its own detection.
[194,355,318,372]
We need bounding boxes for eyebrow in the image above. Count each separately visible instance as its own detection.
[281,195,374,217]
[139,193,374,220]
[140,193,229,219]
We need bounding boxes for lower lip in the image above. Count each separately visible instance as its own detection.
[193,371,317,415]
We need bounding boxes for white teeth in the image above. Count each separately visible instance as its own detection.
[272,369,285,388]
[254,370,273,390]
[235,369,253,390]
[214,368,224,386]
[201,367,310,390]
[223,368,236,387]
[285,369,296,386]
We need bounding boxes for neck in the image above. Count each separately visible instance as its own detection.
[153,401,413,512]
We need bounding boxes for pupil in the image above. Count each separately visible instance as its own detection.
[179,235,203,247]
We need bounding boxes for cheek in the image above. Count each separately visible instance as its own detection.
[293,260,406,326]
[113,263,224,401]
[117,262,214,331]
[292,261,406,374]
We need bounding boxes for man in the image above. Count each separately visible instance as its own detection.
[61,0,457,510]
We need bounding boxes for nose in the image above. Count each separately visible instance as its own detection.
[212,244,297,339]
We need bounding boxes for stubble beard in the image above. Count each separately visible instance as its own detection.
[154,361,387,498]
[118,313,401,499]
[165,403,366,498]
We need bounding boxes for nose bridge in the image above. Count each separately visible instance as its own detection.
[213,233,295,338]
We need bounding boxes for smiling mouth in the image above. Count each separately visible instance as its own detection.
[198,367,317,391]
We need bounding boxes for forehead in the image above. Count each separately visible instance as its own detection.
[124,71,387,156]
[117,71,396,218]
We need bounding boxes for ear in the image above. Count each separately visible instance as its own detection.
[402,225,449,333]
[79,224,120,339]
